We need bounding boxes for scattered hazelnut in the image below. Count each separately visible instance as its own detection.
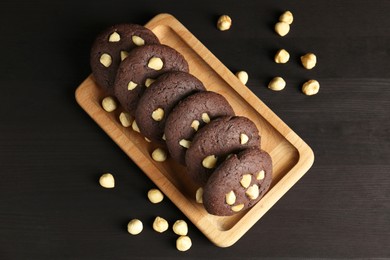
[172,220,188,236]
[132,35,145,46]
[145,78,156,87]
[152,108,164,121]
[274,22,290,37]
[147,57,164,70]
[179,139,191,149]
[256,170,265,180]
[120,51,129,61]
[301,53,317,69]
[127,219,143,235]
[274,49,290,64]
[127,81,137,90]
[101,96,117,112]
[225,190,236,205]
[153,216,169,233]
[217,15,232,31]
[240,133,249,145]
[176,236,192,252]
[161,134,166,141]
[268,77,286,91]
[119,112,132,127]
[246,184,260,200]
[240,174,252,188]
[151,148,167,162]
[191,120,200,131]
[147,188,164,204]
[195,187,203,203]
[279,11,294,25]
[132,120,140,133]
[235,71,249,85]
[201,113,210,123]
[231,204,245,212]
[99,173,115,188]
[302,79,320,96]
[99,53,112,67]
[108,32,120,42]
[202,155,217,169]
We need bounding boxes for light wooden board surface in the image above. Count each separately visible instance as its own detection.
[75,13,314,247]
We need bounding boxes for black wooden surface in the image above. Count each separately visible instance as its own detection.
[1,0,389,259]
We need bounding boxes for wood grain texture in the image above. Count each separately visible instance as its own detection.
[76,14,314,247]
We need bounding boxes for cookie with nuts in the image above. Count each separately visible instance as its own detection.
[202,147,272,216]
[185,116,261,186]
[135,71,206,143]
[114,44,189,115]
[90,24,160,94]
[164,91,235,165]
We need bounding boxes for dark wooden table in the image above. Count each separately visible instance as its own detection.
[1,0,389,259]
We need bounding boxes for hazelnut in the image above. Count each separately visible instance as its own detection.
[132,35,145,46]
[151,148,167,162]
[301,53,317,69]
[179,139,191,149]
[202,155,217,169]
[172,220,188,236]
[147,57,164,70]
[108,32,120,42]
[191,120,200,131]
[274,49,290,64]
[201,113,210,123]
[235,71,249,85]
[274,22,290,37]
[101,96,117,112]
[225,190,236,205]
[99,173,115,188]
[256,170,265,180]
[231,204,244,212]
[153,216,169,233]
[120,51,129,61]
[99,53,112,67]
[119,112,132,127]
[246,184,260,200]
[127,219,143,235]
[240,174,252,188]
[302,79,320,96]
[240,133,249,145]
[279,11,294,25]
[147,188,164,204]
[176,236,192,252]
[268,77,286,91]
[195,187,203,203]
[145,78,155,87]
[132,120,140,133]
[217,15,232,31]
[152,108,164,121]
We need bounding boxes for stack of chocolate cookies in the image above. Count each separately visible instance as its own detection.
[90,23,273,216]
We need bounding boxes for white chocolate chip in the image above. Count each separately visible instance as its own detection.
[240,133,249,145]
[246,184,260,200]
[147,57,164,70]
[275,22,290,37]
[176,236,192,252]
[119,112,132,127]
[108,32,120,42]
[302,80,320,96]
[240,174,252,188]
[162,134,166,141]
[235,71,248,85]
[152,148,167,162]
[301,53,317,69]
[147,188,164,204]
[217,15,232,31]
[231,204,244,212]
[172,220,188,236]
[201,113,210,123]
[225,190,236,205]
[279,11,294,25]
[152,108,164,121]
[127,219,143,235]
[127,81,138,90]
[145,137,151,143]
[153,216,169,233]
[99,173,115,188]
[132,35,145,46]
[268,77,286,91]
[99,53,112,67]
[132,120,140,133]
[145,78,155,87]
[274,49,290,64]
[195,187,203,203]
[120,50,129,61]
[179,139,191,149]
[256,170,265,180]
[202,155,217,169]
[101,96,117,112]
[191,120,200,131]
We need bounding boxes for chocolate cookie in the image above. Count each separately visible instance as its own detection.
[135,71,206,143]
[164,91,235,165]
[185,116,261,186]
[114,44,189,115]
[90,24,160,94]
[202,147,272,216]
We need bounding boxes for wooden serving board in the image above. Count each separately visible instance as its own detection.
[75,13,314,247]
